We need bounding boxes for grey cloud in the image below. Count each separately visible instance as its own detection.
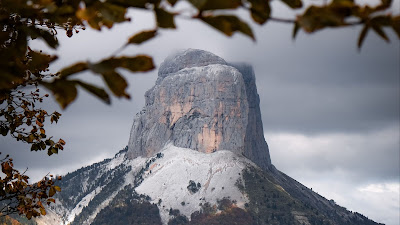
[267,126,399,184]
[0,8,398,223]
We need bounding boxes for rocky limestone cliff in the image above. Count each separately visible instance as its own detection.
[127,49,271,169]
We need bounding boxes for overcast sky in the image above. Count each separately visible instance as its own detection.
[1,1,399,224]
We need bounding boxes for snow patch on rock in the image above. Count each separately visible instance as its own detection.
[106,150,126,170]
[135,144,254,224]
[66,186,103,224]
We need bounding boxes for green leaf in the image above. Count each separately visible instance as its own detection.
[101,71,129,98]
[42,80,78,109]
[75,80,111,104]
[188,0,241,11]
[280,0,303,9]
[127,30,158,45]
[155,8,176,28]
[59,62,88,78]
[358,24,369,49]
[201,15,255,40]
[248,0,271,24]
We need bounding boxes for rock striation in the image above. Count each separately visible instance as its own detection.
[127,49,271,169]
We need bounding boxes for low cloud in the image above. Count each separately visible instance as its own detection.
[266,127,400,224]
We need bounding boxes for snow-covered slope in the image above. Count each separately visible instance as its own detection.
[36,144,381,225]
[36,145,253,225]
[135,144,252,223]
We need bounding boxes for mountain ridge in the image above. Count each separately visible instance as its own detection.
[34,145,381,225]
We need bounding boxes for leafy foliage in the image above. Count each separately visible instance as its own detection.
[0,154,61,220]
[1,0,398,110]
[1,87,65,156]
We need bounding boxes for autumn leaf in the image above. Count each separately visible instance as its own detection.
[201,15,255,40]
[59,139,66,145]
[112,56,155,73]
[155,8,176,28]
[128,30,158,45]
[188,0,241,11]
[101,71,129,98]
[59,62,88,78]
[48,186,56,197]
[40,207,46,216]
[248,0,271,25]
[42,80,78,109]
[74,80,111,104]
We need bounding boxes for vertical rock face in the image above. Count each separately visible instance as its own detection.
[127,49,271,169]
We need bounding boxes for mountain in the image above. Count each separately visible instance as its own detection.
[127,49,271,169]
[32,49,381,225]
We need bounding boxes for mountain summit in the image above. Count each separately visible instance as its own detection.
[127,49,271,170]
[32,49,382,225]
